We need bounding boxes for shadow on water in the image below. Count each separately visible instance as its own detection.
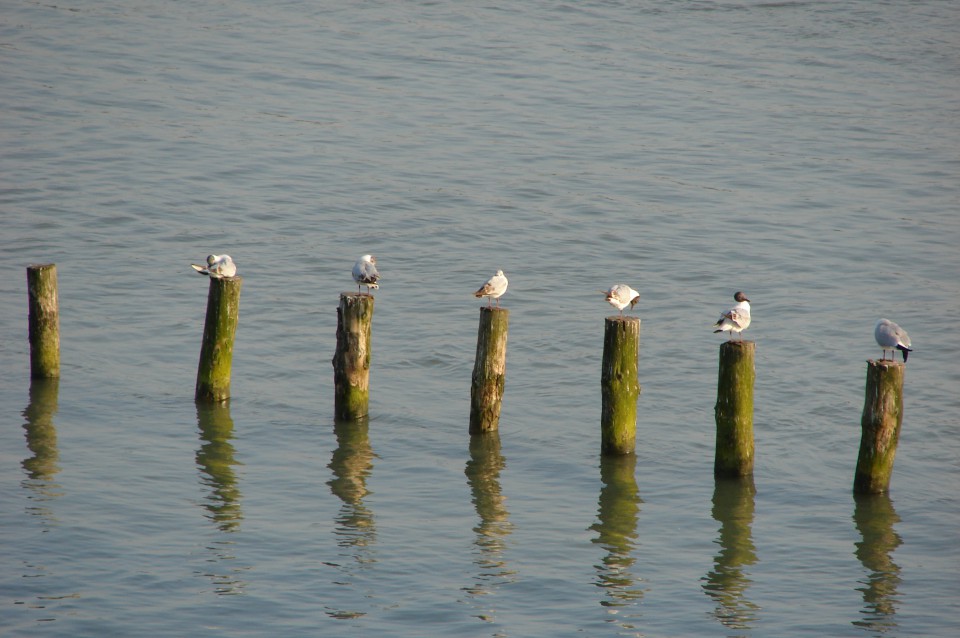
[325,417,378,620]
[195,400,246,595]
[702,476,760,632]
[462,431,516,622]
[21,378,62,520]
[590,453,644,629]
[852,493,902,635]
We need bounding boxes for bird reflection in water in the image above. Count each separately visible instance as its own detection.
[701,477,759,631]
[195,400,247,595]
[852,493,902,634]
[463,431,516,623]
[590,453,644,629]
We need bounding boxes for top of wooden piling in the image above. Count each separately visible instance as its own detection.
[604,315,640,324]
[867,359,904,369]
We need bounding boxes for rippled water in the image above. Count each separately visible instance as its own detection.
[2,1,958,636]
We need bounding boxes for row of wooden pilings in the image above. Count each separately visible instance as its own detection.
[25,264,907,494]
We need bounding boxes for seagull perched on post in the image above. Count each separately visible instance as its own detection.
[602,284,640,317]
[713,291,751,340]
[474,270,508,307]
[875,318,912,362]
[191,254,237,278]
[352,255,380,294]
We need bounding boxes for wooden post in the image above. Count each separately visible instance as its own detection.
[27,264,60,378]
[714,341,755,477]
[333,293,374,420]
[854,360,905,494]
[195,276,242,403]
[470,307,509,434]
[600,316,640,455]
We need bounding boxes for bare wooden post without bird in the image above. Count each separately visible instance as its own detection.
[333,293,375,420]
[714,340,755,477]
[27,264,60,379]
[600,316,640,455]
[854,360,905,494]
[470,306,509,434]
[195,276,242,403]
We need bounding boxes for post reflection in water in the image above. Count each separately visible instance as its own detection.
[325,417,378,619]
[590,453,644,626]
[702,477,759,631]
[195,401,246,595]
[21,378,63,518]
[463,431,515,619]
[852,493,902,634]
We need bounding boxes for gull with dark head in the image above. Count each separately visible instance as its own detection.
[475,270,508,307]
[352,254,380,294]
[602,284,640,317]
[713,291,751,340]
[191,254,237,278]
[875,318,912,362]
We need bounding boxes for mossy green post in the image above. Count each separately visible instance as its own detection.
[601,316,640,455]
[333,293,374,420]
[27,264,60,378]
[195,276,242,403]
[854,360,905,494]
[470,307,509,434]
[714,341,755,477]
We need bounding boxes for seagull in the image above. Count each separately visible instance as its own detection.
[474,270,508,307]
[191,254,237,278]
[875,318,912,362]
[602,284,640,317]
[352,254,380,294]
[713,291,751,340]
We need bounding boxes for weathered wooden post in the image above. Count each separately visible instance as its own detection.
[470,307,509,434]
[333,293,375,420]
[195,276,242,403]
[854,360,905,494]
[600,316,640,455]
[27,264,60,378]
[714,341,755,477]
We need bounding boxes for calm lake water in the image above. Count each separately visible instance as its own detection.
[2,1,958,636]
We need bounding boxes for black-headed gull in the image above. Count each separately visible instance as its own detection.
[602,284,640,317]
[352,255,380,294]
[474,270,508,307]
[713,291,751,340]
[875,318,912,362]
[191,254,237,278]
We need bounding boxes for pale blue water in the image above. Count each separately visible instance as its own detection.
[2,1,958,636]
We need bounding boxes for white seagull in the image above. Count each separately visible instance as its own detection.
[352,254,380,294]
[602,284,640,317]
[713,291,751,340]
[875,318,912,362]
[191,254,237,278]
[474,270,508,307]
